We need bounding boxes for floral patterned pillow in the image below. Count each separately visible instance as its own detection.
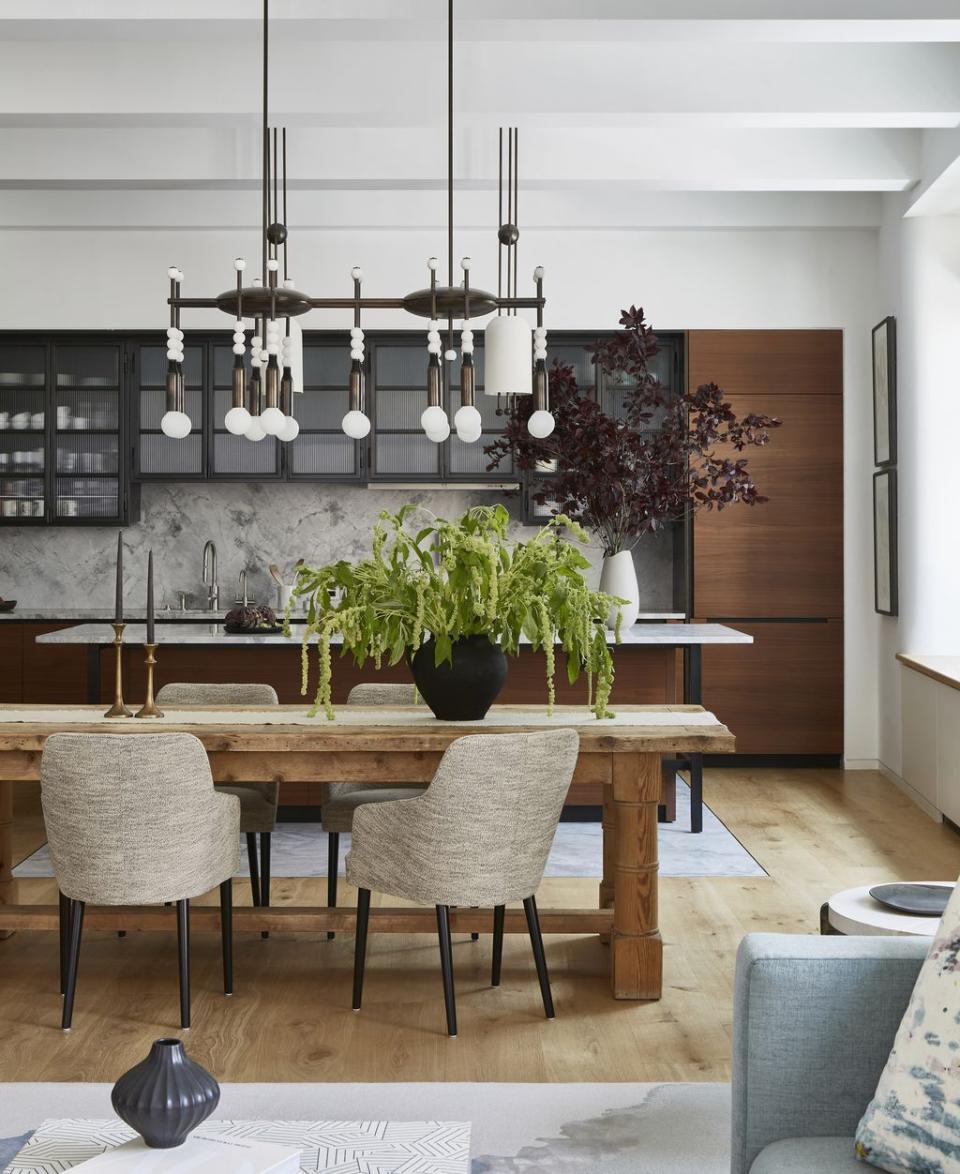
[856,882,960,1172]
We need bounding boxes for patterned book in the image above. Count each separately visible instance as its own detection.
[6,1119,472,1174]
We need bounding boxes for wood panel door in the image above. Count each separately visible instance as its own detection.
[699,620,843,756]
[693,393,843,618]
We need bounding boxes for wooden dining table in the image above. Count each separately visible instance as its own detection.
[0,703,734,1001]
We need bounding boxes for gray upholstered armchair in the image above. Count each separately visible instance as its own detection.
[321,682,427,939]
[731,933,929,1174]
[156,682,278,931]
[348,728,580,1037]
[41,732,239,1032]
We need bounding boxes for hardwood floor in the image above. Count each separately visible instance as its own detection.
[2,768,958,1084]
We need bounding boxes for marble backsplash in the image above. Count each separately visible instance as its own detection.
[0,482,676,612]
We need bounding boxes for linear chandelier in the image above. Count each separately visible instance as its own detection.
[160,0,554,446]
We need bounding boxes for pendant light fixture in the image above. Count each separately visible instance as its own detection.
[163,0,554,444]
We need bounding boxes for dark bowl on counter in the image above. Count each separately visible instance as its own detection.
[0,599,16,612]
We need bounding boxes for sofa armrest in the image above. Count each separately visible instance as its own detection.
[730,933,928,1174]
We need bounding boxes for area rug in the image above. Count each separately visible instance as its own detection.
[14,780,763,881]
[0,1082,732,1174]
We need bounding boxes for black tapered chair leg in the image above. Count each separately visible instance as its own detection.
[58,890,70,995]
[246,833,261,908]
[61,898,85,1030]
[220,879,233,996]
[491,905,505,987]
[259,833,271,939]
[471,905,480,942]
[327,832,340,940]
[523,895,555,1019]
[436,905,457,1037]
[352,887,371,1010]
[176,898,191,1030]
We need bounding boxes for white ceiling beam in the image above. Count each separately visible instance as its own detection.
[0,42,954,131]
[0,189,883,232]
[0,128,917,192]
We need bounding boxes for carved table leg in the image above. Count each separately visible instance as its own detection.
[0,780,17,940]
[611,752,662,1000]
[599,781,615,945]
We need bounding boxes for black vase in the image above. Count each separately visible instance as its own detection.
[410,634,508,720]
[111,1038,220,1149]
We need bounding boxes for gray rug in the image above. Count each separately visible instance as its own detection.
[14,780,763,881]
[0,1082,732,1174]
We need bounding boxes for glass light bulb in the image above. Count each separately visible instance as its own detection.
[527,409,556,439]
[160,410,191,439]
[454,405,482,433]
[342,410,371,439]
[278,415,300,443]
[425,419,451,443]
[456,423,482,444]
[245,417,266,442]
[421,404,448,434]
[224,406,251,435]
[260,405,286,435]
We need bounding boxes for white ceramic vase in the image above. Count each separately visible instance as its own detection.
[599,549,640,631]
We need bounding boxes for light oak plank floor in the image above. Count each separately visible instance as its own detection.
[2,769,958,1084]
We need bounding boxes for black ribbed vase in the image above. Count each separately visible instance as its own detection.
[111,1039,220,1149]
[410,635,507,720]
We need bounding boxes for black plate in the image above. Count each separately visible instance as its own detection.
[869,883,954,916]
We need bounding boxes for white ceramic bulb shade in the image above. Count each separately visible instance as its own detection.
[342,409,371,439]
[260,405,286,436]
[278,415,300,443]
[425,419,451,443]
[160,410,191,439]
[421,404,449,434]
[598,550,641,630]
[456,424,482,444]
[484,315,533,396]
[223,406,251,436]
[527,409,556,439]
[245,417,266,442]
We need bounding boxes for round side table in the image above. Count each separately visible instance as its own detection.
[820,883,954,937]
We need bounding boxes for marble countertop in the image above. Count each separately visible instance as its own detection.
[897,653,960,692]
[1,607,687,623]
[36,621,752,646]
[0,608,232,622]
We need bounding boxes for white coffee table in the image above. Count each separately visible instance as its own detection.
[821,882,953,937]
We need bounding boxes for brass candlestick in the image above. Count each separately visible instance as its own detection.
[103,622,133,718]
[134,644,164,719]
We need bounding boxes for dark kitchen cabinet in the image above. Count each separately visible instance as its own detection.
[0,334,138,527]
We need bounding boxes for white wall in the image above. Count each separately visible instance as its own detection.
[0,223,880,760]
[877,202,960,777]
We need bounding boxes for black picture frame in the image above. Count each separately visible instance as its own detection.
[873,468,898,616]
[872,316,897,467]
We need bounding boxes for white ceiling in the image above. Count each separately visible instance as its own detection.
[2,1,959,231]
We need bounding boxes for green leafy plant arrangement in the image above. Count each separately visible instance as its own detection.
[285,503,623,720]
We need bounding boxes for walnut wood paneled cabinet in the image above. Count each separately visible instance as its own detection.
[689,330,844,759]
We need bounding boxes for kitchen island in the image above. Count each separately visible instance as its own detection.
[31,621,750,827]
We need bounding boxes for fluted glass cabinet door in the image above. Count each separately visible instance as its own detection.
[287,339,362,480]
[136,343,205,478]
[211,344,281,479]
[0,343,47,524]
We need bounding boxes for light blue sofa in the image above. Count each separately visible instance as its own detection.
[732,933,930,1173]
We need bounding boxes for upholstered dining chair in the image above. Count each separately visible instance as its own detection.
[347,728,579,1036]
[41,732,239,1031]
[322,682,428,939]
[156,682,278,933]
